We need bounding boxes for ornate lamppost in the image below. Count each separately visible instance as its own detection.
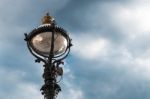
[24,13,72,99]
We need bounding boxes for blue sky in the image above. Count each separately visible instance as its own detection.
[1,0,150,99]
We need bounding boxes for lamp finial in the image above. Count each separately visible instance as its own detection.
[42,12,54,24]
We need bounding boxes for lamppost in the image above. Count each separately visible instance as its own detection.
[24,13,72,99]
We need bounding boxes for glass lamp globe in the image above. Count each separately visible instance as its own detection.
[31,31,68,57]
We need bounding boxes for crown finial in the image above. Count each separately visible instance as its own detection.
[42,12,54,24]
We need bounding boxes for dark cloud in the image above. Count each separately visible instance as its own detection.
[54,0,130,44]
[68,56,150,99]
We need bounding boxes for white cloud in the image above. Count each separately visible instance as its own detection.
[0,67,42,99]
[86,1,150,40]
[100,45,150,81]
[111,3,150,39]
[108,2,150,79]
[56,62,84,99]
[72,34,109,60]
[11,83,42,99]
[0,62,83,99]
[58,89,84,99]
[131,50,150,79]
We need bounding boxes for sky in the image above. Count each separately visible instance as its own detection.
[0,0,150,99]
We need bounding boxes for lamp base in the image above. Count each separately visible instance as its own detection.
[40,63,61,99]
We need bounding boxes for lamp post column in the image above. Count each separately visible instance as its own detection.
[24,13,72,99]
[41,63,60,99]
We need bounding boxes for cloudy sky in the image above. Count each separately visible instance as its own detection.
[1,0,150,99]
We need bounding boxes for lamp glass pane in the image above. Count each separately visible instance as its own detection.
[31,32,67,56]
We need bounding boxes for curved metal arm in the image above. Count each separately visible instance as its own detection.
[25,33,47,64]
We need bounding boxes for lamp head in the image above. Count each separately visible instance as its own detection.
[25,13,72,61]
